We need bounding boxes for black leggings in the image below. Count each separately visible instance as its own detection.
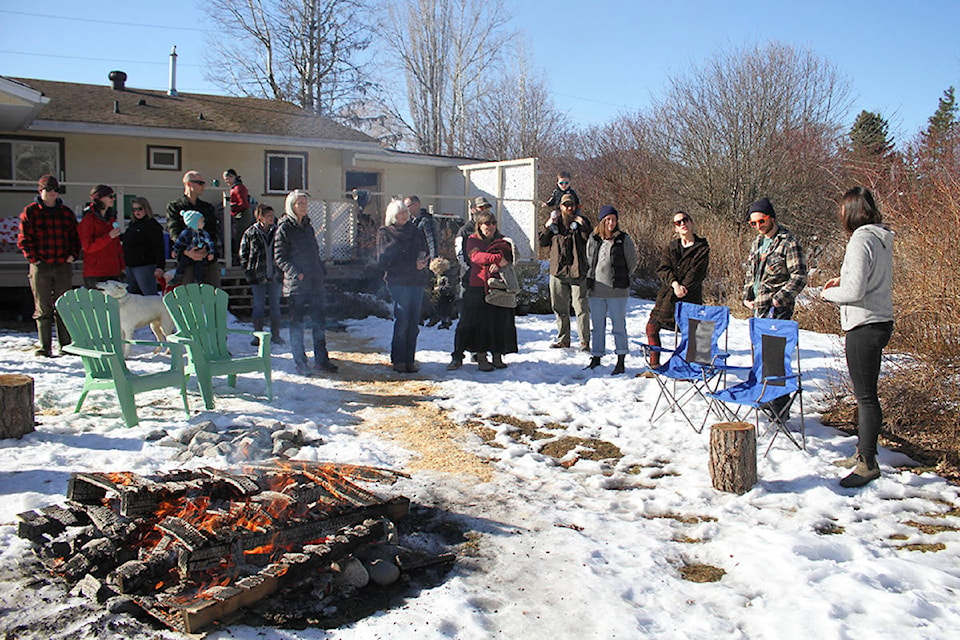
[845,321,893,459]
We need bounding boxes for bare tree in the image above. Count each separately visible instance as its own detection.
[203,0,374,116]
[472,44,571,160]
[651,42,851,232]
[382,0,512,156]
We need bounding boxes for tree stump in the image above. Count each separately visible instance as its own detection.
[709,422,756,494]
[0,374,36,439]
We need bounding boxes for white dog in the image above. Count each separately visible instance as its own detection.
[96,281,174,356]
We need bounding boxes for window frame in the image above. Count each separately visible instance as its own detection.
[0,135,65,191]
[265,151,308,194]
[146,145,182,171]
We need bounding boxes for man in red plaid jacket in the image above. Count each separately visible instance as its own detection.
[18,175,80,357]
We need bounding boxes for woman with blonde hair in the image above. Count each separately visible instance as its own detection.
[274,190,338,376]
[377,199,429,372]
[122,196,166,295]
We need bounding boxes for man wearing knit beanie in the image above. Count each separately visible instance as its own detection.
[742,197,807,320]
[742,196,808,420]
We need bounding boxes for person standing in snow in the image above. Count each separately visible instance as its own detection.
[821,186,894,489]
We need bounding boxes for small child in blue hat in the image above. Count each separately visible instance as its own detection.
[170,210,215,285]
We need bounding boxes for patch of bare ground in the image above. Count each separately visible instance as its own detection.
[679,563,725,583]
[326,332,493,482]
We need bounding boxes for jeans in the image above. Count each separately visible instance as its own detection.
[589,296,628,356]
[549,275,590,346]
[288,293,328,366]
[251,281,282,322]
[846,321,893,459]
[126,265,159,295]
[388,284,424,366]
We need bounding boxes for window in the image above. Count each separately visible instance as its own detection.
[0,136,63,190]
[266,151,307,193]
[147,145,181,171]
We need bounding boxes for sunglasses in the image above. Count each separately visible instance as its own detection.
[189,179,206,186]
[674,217,691,226]
[41,186,58,192]
[748,216,770,228]
[558,181,570,185]
[131,206,144,212]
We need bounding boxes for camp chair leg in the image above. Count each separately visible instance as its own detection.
[264,368,273,401]
[195,365,216,410]
[227,374,238,389]
[114,381,140,428]
[178,382,190,417]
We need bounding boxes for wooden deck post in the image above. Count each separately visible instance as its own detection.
[709,421,756,494]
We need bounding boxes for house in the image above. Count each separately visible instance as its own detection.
[0,73,537,296]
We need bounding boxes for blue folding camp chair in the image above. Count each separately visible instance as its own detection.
[639,302,737,433]
[707,317,805,454]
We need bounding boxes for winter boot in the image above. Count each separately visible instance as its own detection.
[477,353,494,372]
[270,318,285,345]
[839,454,881,488]
[611,354,626,375]
[491,353,507,369]
[251,319,264,346]
[584,356,602,370]
[36,318,54,358]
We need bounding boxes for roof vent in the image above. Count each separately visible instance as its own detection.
[113,100,120,114]
[108,70,127,91]
[137,98,146,106]
[198,112,204,120]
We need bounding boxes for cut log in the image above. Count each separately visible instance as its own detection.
[709,422,757,494]
[0,374,35,439]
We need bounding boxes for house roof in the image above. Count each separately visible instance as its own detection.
[9,77,377,145]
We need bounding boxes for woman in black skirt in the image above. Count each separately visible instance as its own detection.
[458,210,518,371]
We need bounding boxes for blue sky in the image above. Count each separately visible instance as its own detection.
[1,0,958,146]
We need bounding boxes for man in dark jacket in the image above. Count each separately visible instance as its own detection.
[18,175,81,357]
[405,195,438,259]
[274,190,337,376]
[538,193,592,350]
[166,170,220,286]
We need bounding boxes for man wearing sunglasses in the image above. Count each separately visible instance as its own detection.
[742,197,808,321]
[165,170,220,286]
[17,175,81,357]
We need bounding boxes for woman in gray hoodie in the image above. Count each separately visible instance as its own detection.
[821,186,894,488]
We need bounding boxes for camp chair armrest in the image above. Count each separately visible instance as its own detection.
[762,374,800,385]
[226,328,256,337]
[721,364,752,375]
[62,344,112,360]
[638,342,676,355]
[125,339,171,348]
[166,333,197,346]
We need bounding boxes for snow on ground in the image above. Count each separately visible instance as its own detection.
[2,297,959,639]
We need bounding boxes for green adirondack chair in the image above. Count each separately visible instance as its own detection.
[55,288,190,428]
[162,283,272,410]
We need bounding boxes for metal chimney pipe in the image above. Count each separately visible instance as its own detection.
[168,46,178,96]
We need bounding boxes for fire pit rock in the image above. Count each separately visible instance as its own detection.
[149,419,323,463]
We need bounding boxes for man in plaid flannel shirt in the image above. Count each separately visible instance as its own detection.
[742,197,808,321]
[17,175,81,357]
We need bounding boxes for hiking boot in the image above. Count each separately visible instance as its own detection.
[635,370,656,379]
[839,454,881,488]
[447,357,463,370]
[611,354,626,376]
[550,340,570,349]
[315,359,339,373]
[491,353,507,369]
[584,356,602,370]
[295,362,314,377]
[832,456,858,468]
[406,361,421,373]
[392,363,407,373]
[34,347,55,358]
[477,353,494,372]
[580,342,590,352]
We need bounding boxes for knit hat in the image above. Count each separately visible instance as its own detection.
[90,184,115,202]
[598,205,618,221]
[560,193,577,206]
[182,210,203,230]
[38,175,59,191]
[748,198,776,218]
[473,196,492,209]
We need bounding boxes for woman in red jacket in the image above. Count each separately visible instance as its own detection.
[78,184,124,288]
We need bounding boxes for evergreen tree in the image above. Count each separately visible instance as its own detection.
[849,110,894,158]
[922,86,957,145]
